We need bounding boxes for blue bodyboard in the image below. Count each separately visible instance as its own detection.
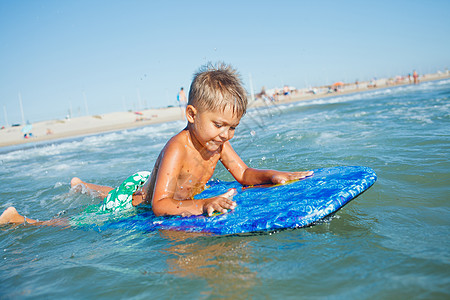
[105,166,377,235]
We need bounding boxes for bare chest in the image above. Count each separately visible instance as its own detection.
[176,154,220,199]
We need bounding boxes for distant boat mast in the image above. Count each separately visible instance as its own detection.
[18,92,25,124]
[3,105,9,127]
[249,73,255,102]
[83,92,89,116]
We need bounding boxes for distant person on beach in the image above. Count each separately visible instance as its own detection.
[413,70,419,84]
[0,62,313,225]
[177,87,187,108]
[177,87,188,118]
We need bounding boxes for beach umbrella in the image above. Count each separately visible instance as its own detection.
[332,82,344,86]
[21,124,32,133]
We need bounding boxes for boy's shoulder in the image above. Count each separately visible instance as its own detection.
[166,129,188,146]
[162,129,190,156]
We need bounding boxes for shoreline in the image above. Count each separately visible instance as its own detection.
[1,71,449,149]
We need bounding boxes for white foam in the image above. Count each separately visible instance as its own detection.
[0,121,183,163]
[435,78,450,85]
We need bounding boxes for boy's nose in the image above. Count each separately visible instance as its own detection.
[219,128,230,140]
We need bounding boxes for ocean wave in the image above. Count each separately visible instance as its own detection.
[282,80,449,110]
[0,121,183,163]
[435,78,450,85]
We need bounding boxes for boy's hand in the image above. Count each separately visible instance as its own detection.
[203,189,237,216]
[271,170,314,185]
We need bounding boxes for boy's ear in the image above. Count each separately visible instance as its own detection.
[185,105,197,123]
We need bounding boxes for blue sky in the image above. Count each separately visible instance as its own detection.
[1,0,449,125]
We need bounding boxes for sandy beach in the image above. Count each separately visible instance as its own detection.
[1,71,448,149]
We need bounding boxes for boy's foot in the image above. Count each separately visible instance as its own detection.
[0,207,24,224]
[70,177,83,188]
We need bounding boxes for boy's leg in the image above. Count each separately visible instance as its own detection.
[1,177,115,225]
[0,207,68,226]
[71,177,114,199]
[0,207,31,224]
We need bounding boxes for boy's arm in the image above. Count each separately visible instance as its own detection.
[220,141,313,186]
[151,140,236,217]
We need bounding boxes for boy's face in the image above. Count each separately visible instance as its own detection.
[188,105,242,152]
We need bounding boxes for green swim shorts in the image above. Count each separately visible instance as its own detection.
[70,171,151,227]
[99,171,151,212]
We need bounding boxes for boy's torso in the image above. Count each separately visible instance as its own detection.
[147,130,222,202]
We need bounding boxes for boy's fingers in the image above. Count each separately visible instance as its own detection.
[207,206,215,216]
[206,190,239,216]
[227,188,238,197]
[225,199,237,209]
[218,198,236,209]
[272,171,314,184]
[271,175,285,184]
[292,171,314,179]
[221,188,237,199]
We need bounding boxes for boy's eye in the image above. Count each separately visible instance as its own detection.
[214,123,222,128]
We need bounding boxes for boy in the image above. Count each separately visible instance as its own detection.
[0,63,312,225]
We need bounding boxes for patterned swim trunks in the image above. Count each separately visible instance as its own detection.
[69,171,151,227]
[99,171,151,212]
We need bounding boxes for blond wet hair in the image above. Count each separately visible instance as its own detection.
[188,62,248,117]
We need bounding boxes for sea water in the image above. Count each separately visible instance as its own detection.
[0,80,449,299]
